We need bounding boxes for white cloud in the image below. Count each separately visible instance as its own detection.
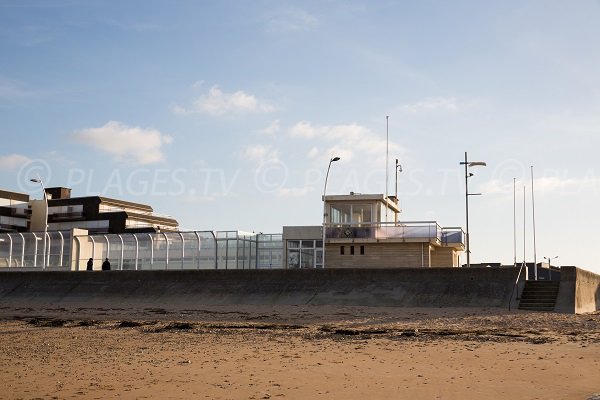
[277,186,312,197]
[307,147,319,158]
[265,8,318,32]
[241,144,279,165]
[398,97,459,114]
[481,174,600,196]
[174,86,275,116]
[256,120,281,135]
[289,121,402,164]
[0,154,31,169]
[536,175,600,194]
[72,121,173,165]
[289,120,318,139]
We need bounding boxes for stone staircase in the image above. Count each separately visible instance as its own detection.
[518,280,560,311]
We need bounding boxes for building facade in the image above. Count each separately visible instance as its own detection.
[0,186,178,234]
[1,186,464,270]
[282,193,464,268]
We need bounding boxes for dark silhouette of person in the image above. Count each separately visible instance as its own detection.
[102,258,111,271]
[86,258,93,271]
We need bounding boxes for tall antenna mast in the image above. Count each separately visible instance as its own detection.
[513,177,516,267]
[522,185,527,271]
[531,165,538,280]
[385,115,389,223]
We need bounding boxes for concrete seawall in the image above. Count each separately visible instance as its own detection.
[555,266,600,313]
[0,267,523,309]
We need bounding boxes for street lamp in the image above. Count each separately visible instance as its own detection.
[544,256,558,281]
[459,152,486,268]
[322,156,340,269]
[30,177,48,270]
[395,159,403,201]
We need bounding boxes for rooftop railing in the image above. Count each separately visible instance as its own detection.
[325,221,464,246]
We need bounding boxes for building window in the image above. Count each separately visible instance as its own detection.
[350,245,354,255]
[287,240,320,268]
[340,246,344,255]
[360,245,365,255]
[329,203,373,225]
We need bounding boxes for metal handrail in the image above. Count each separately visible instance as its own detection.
[508,263,526,311]
[324,221,449,242]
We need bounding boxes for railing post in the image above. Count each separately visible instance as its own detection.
[178,232,185,269]
[90,236,96,267]
[46,232,51,268]
[119,234,124,270]
[58,231,64,268]
[7,233,13,268]
[33,232,39,268]
[148,233,154,269]
[102,234,110,262]
[162,232,169,269]
[19,233,25,267]
[133,234,139,270]
[194,231,201,269]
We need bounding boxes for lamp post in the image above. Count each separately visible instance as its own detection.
[395,159,403,201]
[544,256,558,281]
[30,177,48,270]
[459,152,486,268]
[322,156,340,269]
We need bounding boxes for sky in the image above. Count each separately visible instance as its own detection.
[1,0,600,274]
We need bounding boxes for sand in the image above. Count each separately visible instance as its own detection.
[0,305,599,400]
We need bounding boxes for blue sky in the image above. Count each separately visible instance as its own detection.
[1,0,600,273]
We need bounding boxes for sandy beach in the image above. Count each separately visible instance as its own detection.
[0,305,599,400]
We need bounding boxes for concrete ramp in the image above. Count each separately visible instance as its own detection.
[0,267,522,309]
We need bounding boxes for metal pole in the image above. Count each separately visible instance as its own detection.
[322,157,339,269]
[464,152,470,268]
[522,185,526,272]
[385,116,389,223]
[513,177,516,267]
[531,166,538,281]
[41,181,48,270]
[395,159,398,200]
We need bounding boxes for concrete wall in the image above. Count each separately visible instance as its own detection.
[0,267,523,309]
[282,226,321,241]
[326,242,431,268]
[72,230,95,271]
[430,247,458,267]
[555,267,600,314]
[29,199,46,232]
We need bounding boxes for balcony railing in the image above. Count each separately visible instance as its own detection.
[325,221,464,246]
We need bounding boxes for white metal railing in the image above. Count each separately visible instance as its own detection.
[0,231,71,269]
[73,231,283,271]
[0,230,285,271]
[325,221,464,245]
